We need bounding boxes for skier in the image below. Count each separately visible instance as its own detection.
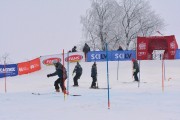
[90,62,97,88]
[72,62,82,87]
[83,43,90,60]
[132,58,139,82]
[72,46,77,52]
[47,60,67,93]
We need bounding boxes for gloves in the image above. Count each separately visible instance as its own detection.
[47,74,51,78]
[133,69,136,72]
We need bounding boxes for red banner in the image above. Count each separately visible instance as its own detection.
[29,58,41,73]
[18,62,30,75]
[18,57,41,75]
[137,37,148,60]
[137,35,178,60]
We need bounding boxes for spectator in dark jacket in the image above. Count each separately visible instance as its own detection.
[83,43,90,60]
[132,58,139,82]
[47,60,67,93]
[117,46,123,51]
[72,46,77,52]
[91,62,97,88]
[72,62,82,87]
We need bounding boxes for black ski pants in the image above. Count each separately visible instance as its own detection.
[54,78,66,91]
[91,76,97,87]
[73,73,81,86]
[133,71,139,81]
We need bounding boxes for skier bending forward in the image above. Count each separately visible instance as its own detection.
[47,60,67,94]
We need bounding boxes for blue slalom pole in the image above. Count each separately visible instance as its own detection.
[106,43,110,109]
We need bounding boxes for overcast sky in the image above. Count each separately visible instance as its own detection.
[0,0,180,63]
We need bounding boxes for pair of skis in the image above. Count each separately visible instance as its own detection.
[32,92,81,96]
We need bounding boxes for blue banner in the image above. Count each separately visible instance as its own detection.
[0,64,18,78]
[111,50,136,61]
[87,50,136,62]
[175,49,180,59]
[87,51,111,62]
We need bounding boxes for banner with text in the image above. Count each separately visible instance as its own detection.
[87,50,136,62]
[40,52,85,68]
[0,64,18,78]
[18,57,41,75]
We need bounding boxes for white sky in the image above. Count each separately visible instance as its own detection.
[0,0,180,63]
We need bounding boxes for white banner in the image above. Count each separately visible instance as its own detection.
[40,52,85,68]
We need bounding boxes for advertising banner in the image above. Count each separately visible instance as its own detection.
[111,50,136,61]
[18,57,41,75]
[87,50,136,62]
[137,37,148,60]
[18,61,30,75]
[29,58,41,73]
[40,52,85,68]
[65,52,85,63]
[0,64,18,78]
[40,54,62,67]
[87,51,112,62]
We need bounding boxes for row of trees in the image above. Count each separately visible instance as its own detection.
[81,0,164,50]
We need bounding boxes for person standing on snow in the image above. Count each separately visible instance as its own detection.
[91,62,97,88]
[132,58,139,82]
[47,60,67,93]
[72,62,82,87]
[83,43,90,60]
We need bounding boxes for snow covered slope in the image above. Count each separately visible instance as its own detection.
[0,60,180,120]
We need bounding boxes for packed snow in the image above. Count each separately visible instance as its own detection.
[0,60,180,120]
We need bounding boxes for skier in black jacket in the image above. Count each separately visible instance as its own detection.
[47,60,67,93]
[91,62,97,88]
[72,62,82,87]
[132,58,139,82]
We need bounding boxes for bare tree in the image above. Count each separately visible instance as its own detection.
[81,0,120,50]
[0,53,12,64]
[81,0,164,50]
[119,0,164,50]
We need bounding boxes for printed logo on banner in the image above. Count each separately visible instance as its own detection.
[30,64,39,69]
[170,51,176,55]
[114,53,132,59]
[138,52,146,56]
[65,55,83,62]
[91,54,107,60]
[43,58,61,65]
[87,51,111,62]
[0,67,16,73]
[19,66,29,72]
[138,42,146,50]
[0,64,18,78]
[112,50,136,61]
[170,41,176,49]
